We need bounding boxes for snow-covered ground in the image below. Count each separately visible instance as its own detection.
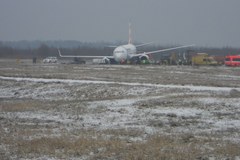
[0,62,240,159]
[1,73,240,139]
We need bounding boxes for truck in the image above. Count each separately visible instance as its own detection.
[191,53,218,66]
[43,57,58,63]
[225,55,240,66]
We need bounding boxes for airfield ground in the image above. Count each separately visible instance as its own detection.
[0,59,240,160]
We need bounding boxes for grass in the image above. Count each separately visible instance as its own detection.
[0,101,39,112]
[8,131,239,160]
[1,99,239,159]
[1,64,240,159]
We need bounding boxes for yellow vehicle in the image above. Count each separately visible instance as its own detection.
[192,53,218,65]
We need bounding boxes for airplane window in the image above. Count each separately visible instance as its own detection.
[114,50,126,54]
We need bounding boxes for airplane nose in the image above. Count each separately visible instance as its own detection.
[115,52,122,59]
[113,46,128,63]
[113,51,127,63]
[114,53,122,61]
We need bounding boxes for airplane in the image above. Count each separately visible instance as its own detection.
[58,24,195,64]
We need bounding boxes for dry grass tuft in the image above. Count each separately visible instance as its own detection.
[13,132,240,160]
[0,101,40,112]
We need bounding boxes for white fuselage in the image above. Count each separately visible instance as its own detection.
[113,44,137,63]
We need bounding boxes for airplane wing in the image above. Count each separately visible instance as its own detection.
[135,42,154,47]
[58,49,113,58]
[134,44,195,57]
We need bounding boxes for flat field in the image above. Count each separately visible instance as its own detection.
[0,59,240,159]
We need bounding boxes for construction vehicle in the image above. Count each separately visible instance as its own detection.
[192,53,218,66]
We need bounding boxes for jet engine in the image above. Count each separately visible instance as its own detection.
[129,55,150,64]
[139,55,149,61]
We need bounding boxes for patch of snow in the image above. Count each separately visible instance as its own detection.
[1,76,239,92]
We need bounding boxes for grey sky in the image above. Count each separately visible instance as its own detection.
[1,0,240,47]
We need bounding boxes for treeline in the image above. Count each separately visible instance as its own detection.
[0,44,113,59]
[0,41,239,59]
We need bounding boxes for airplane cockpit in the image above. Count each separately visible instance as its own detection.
[113,46,128,63]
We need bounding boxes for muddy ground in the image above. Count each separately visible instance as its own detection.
[0,59,240,160]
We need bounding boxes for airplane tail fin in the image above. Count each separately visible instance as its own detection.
[128,23,132,44]
[58,49,63,57]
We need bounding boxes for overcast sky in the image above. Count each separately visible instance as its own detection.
[1,0,240,47]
